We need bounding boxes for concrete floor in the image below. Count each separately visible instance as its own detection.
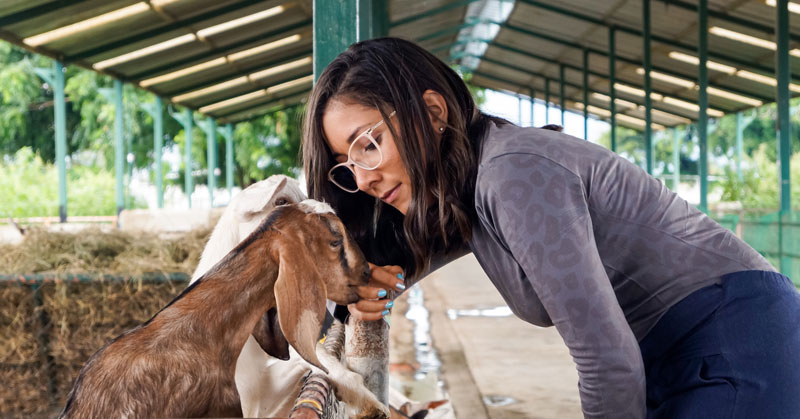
[389,254,583,419]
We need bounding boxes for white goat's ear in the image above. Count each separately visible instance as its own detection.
[234,176,289,221]
[251,308,290,361]
[274,251,328,373]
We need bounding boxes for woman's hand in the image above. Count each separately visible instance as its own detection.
[348,262,406,321]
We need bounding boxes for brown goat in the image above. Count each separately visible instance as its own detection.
[58,201,370,418]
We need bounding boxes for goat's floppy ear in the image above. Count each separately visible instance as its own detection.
[273,250,329,373]
[251,308,290,361]
[234,176,289,221]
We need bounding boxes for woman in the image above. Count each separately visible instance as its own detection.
[302,37,800,418]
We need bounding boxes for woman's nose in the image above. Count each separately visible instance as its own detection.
[352,165,380,192]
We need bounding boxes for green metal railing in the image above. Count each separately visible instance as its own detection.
[715,212,800,285]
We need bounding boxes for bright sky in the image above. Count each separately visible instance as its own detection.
[479,89,611,144]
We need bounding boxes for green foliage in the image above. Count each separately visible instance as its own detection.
[232,105,304,187]
[0,148,144,217]
[719,144,800,210]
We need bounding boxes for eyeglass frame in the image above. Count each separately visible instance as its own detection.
[327,110,396,193]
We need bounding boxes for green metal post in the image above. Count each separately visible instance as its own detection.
[583,49,589,140]
[314,0,356,80]
[530,88,535,127]
[154,97,164,209]
[200,118,217,207]
[643,0,653,174]
[114,80,124,216]
[673,128,680,191]
[54,62,67,222]
[698,0,709,212]
[221,123,234,201]
[777,0,792,216]
[736,112,743,182]
[357,0,388,41]
[559,64,566,127]
[545,79,550,125]
[609,26,617,152]
[185,109,193,209]
[777,0,792,275]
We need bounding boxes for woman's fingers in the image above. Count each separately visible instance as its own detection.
[367,262,406,292]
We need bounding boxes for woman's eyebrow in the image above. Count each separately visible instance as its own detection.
[346,123,370,144]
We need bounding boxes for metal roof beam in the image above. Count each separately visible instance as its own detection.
[0,0,94,27]
[66,0,269,62]
[160,49,312,97]
[130,19,311,81]
[515,0,793,82]
[216,91,307,120]
[445,32,773,104]
[199,72,312,112]
[653,0,798,43]
[466,53,701,121]
[391,0,483,28]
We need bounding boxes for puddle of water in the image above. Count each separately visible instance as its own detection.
[405,287,442,381]
[446,305,513,320]
[482,394,518,407]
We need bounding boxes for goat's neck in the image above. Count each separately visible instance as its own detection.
[152,234,279,367]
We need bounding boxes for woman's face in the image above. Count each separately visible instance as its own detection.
[323,100,412,215]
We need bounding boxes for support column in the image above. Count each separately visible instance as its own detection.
[698,0,709,212]
[169,109,194,209]
[559,64,566,127]
[114,80,125,216]
[199,118,217,208]
[583,50,589,140]
[643,0,653,174]
[357,0,388,41]
[220,123,235,201]
[154,97,164,208]
[143,97,165,208]
[673,128,680,192]
[776,0,792,275]
[54,62,67,222]
[530,88,535,127]
[545,79,551,125]
[609,26,617,152]
[33,65,68,221]
[736,112,743,182]
[777,0,792,216]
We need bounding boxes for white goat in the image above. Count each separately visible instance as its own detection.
[58,200,380,418]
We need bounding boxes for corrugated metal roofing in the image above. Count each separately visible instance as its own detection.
[0,0,793,128]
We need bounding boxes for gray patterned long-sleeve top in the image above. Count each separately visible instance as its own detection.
[450,121,774,418]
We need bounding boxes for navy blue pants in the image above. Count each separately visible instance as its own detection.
[639,270,800,419]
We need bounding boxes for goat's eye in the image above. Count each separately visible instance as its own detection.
[274,198,289,206]
[330,239,342,248]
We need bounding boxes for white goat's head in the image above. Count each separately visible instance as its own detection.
[245,200,369,372]
[233,175,306,238]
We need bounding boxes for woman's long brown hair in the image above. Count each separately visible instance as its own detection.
[302,37,504,279]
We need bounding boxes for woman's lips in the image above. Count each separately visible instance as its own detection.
[382,184,400,204]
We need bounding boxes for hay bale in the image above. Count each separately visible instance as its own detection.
[0,227,210,417]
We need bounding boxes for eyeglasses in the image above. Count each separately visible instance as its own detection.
[328,111,396,193]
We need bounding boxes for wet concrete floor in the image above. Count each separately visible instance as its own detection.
[388,254,583,419]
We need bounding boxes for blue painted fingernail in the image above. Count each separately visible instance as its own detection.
[385,301,394,309]
[396,282,406,291]
[381,310,390,316]
[377,289,387,298]
[397,273,405,280]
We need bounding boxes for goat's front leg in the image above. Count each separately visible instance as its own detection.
[313,343,390,419]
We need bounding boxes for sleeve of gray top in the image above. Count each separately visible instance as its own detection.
[479,153,646,419]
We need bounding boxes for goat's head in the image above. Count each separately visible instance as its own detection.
[254,199,369,372]
[234,175,306,239]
